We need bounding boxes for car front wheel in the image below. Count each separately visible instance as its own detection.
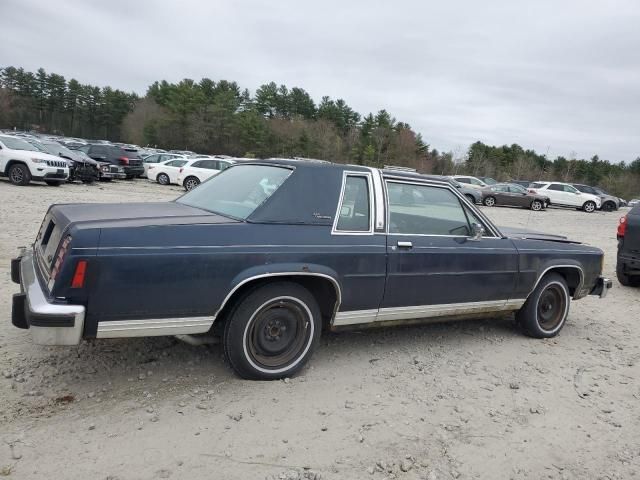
[582,201,596,213]
[8,164,31,186]
[530,199,543,211]
[223,282,322,380]
[516,273,570,338]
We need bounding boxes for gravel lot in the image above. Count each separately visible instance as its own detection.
[1,178,638,480]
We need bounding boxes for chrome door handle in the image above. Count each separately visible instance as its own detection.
[397,241,413,248]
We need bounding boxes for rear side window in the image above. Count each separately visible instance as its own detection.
[456,178,470,184]
[548,184,564,191]
[335,174,372,233]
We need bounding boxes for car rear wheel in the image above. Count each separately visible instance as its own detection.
[602,201,616,212]
[483,196,496,207]
[8,164,31,186]
[582,201,596,213]
[516,273,570,338]
[223,282,322,380]
[156,173,170,185]
[530,199,543,211]
[184,176,200,191]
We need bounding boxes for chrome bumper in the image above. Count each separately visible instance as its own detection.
[590,276,613,298]
[11,248,85,345]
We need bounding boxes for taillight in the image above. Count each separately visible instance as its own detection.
[527,188,536,194]
[618,215,627,237]
[50,236,72,281]
[118,156,129,165]
[71,260,88,288]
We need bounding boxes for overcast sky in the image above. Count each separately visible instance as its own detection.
[3,0,639,162]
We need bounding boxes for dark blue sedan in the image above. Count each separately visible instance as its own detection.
[11,159,612,379]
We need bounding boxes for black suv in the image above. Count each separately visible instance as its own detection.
[617,204,640,287]
[79,144,143,179]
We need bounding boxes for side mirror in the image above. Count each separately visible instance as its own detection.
[469,223,485,241]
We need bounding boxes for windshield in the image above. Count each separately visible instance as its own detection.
[510,184,527,193]
[0,136,41,152]
[482,177,498,185]
[177,164,292,219]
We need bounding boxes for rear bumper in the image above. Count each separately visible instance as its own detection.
[124,165,144,176]
[10,248,85,345]
[589,276,613,298]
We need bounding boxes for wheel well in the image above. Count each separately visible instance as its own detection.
[184,175,199,185]
[544,267,582,297]
[212,275,340,334]
[5,160,28,175]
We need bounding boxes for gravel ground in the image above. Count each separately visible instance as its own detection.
[0,178,638,480]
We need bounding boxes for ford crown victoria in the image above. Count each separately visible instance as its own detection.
[11,160,612,379]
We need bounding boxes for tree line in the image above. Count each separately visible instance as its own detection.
[1,66,638,198]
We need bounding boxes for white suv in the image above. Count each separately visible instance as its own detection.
[528,181,601,213]
[177,158,235,191]
[0,135,69,186]
[451,175,487,190]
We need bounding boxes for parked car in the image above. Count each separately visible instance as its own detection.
[451,175,488,190]
[176,158,235,191]
[528,181,601,213]
[78,144,143,179]
[481,183,549,211]
[147,158,190,185]
[572,184,620,212]
[0,135,69,186]
[616,205,640,287]
[142,153,185,178]
[169,150,195,156]
[629,199,640,207]
[438,176,481,204]
[477,176,498,185]
[31,139,100,184]
[10,160,612,380]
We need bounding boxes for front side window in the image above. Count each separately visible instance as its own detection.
[456,178,470,184]
[144,155,159,163]
[177,164,291,220]
[548,184,564,191]
[335,175,372,232]
[470,178,484,186]
[387,182,474,236]
[563,185,579,193]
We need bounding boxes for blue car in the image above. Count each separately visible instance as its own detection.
[11,159,612,379]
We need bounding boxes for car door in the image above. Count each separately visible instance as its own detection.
[381,180,519,318]
[507,184,530,207]
[545,183,569,205]
[491,185,511,205]
[559,184,582,206]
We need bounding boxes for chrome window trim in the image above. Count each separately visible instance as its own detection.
[331,171,375,235]
[367,167,386,231]
[383,179,500,238]
[333,299,526,327]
